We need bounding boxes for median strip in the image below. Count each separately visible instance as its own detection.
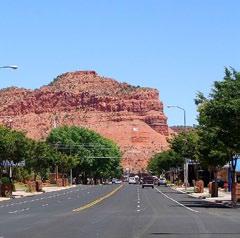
[73,185,123,212]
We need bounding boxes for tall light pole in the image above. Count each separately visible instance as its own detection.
[0,65,18,70]
[167,105,186,128]
[167,105,188,189]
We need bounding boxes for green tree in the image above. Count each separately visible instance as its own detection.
[169,130,199,162]
[46,126,122,183]
[197,128,227,180]
[0,126,29,164]
[55,153,78,178]
[196,67,240,204]
[148,150,183,177]
[0,126,30,179]
[25,141,56,180]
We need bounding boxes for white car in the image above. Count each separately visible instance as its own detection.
[128,177,137,184]
[112,178,122,184]
[158,178,167,186]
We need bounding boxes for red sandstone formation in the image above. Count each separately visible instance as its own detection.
[0,71,171,172]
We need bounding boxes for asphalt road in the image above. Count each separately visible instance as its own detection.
[0,184,240,238]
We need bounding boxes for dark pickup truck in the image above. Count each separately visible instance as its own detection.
[142,176,154,189]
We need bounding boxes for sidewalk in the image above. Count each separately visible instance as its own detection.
[0,185,76,202]
[173,185,232,205]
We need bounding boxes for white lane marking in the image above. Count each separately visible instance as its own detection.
[41,204,48,207]
[137,186,141,211]
[8,208,30,214]
[0,186,90,208]
[8,210,18,214]
[155,187,199,213]
[19,208,30,212]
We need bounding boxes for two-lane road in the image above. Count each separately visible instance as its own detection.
[0,184,240,238]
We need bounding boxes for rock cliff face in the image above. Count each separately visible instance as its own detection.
[0,71,170,172]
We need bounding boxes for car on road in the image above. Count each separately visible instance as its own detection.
[142,176,154,189]
[112,178,122,184]
[153,176,159,185]
[158,178,167,186]
[128,176,137,184]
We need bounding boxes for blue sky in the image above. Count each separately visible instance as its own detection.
[1,1,240,126]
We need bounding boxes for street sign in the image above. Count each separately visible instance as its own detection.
[0,160,25,167]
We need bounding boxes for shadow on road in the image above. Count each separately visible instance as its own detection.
[174,200,230,209]
[150,232,240,237]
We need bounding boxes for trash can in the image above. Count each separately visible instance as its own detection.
[211,181,218,197]
[36,181,43,192]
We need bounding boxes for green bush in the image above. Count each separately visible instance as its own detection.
[1,177,12,185]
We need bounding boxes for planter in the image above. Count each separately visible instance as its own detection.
[26,181,36,192]
[194,180,204,193]
[232,183,240,202]
[56,178,69,187]
[1,184,13,197]
[209,181,218,197]
[62,178,69,187]
[36,181,43,192]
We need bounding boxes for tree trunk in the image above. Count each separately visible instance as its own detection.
[34,173,37,181]
[208,165,218,197]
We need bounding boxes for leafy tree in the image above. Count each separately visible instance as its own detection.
[195,67,240,203]
[169,130,199,162]
[46,126,122,182]
[25,140,56,180]
[0,126,30,179]
[0,126,29,164]
[55,153,78,177]
[148,150,183,176]
[197,128,227,180]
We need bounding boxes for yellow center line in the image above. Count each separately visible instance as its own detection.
[73,184,123,212]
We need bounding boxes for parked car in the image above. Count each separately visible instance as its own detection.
[142,176,154,189]
[158,178,167,186]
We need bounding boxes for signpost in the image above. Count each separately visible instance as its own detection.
[0,160,25,178]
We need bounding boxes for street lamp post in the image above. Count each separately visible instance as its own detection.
[167,105,186,128]
[0,65,18,70]
[167,105,188,189]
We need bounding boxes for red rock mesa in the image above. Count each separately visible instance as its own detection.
[0,71,171,172]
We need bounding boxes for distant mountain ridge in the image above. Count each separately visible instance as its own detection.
[0,70,170,172]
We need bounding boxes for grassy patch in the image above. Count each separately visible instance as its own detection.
[14,182,28,191]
